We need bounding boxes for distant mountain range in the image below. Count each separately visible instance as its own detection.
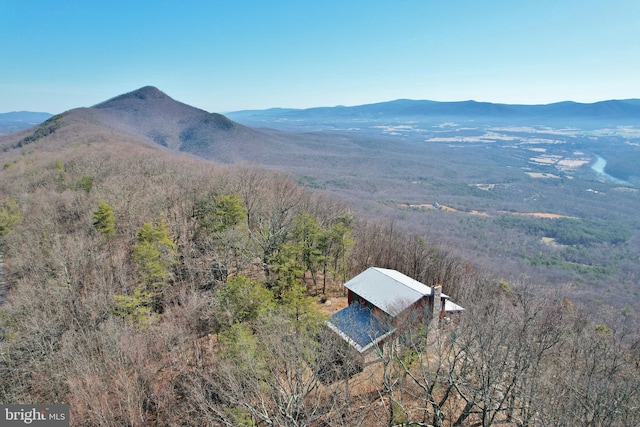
[0,111,52,122]
[227,98,640,129]
[3,90,639,137]
[2,86,639,165]
[5,91,640,136]
[0,111,53,134]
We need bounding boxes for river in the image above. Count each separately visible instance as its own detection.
[590,155,633,186]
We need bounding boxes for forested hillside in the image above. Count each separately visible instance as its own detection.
[5,87,639,314]
[0,135,638,426]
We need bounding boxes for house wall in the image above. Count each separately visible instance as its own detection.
[383,297,431,333]
[347,289,355,305]
[348,288,447,323]
[348,290,376,311]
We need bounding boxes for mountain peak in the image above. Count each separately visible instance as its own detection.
[128,85,167,99]
[93,86,172,109]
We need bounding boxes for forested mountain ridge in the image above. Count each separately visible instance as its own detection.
[2,86,640,313]
[228,97,640,127]
[0,86,421,168]
[0,86,640,310]
[1,86,267,162]
[0,87,639,425]
[92,86,257,154]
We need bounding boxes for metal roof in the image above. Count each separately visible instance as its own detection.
[344,267,433,316]
[327,303,396,353]
[444,299,465,312]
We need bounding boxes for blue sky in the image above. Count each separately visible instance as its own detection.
[1,1,639,114]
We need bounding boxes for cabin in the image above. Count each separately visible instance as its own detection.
[326,267,464,358]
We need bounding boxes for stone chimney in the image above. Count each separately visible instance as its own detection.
[430,284,442,329]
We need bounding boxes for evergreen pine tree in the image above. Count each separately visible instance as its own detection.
[91,201,116,237]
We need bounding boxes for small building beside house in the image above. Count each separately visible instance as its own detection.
[327,267,464,359]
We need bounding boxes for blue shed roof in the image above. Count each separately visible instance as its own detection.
[327,303,396,353]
